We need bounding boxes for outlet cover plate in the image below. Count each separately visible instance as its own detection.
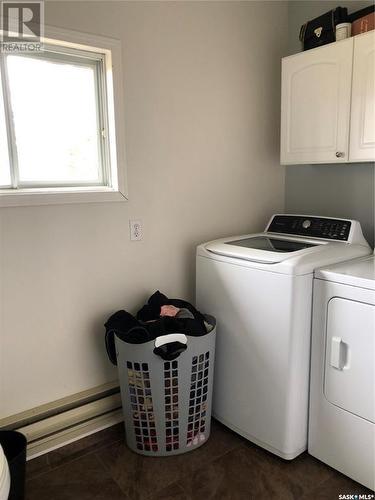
[129,219,142,241]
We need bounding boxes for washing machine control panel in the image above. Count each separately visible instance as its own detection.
[267,215,352,241]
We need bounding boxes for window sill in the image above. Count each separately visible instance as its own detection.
[0,186,128,207]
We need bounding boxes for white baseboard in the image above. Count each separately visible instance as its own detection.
[0,383,124,460]
[26,409,124,460]
[0,381,120,429]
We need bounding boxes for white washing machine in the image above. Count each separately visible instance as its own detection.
[196,214,371,459]
[309,254,375,490]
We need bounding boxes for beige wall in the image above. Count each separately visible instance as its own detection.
[0,1,288,418]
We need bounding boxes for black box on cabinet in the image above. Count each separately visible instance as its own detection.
[299,7,348,51]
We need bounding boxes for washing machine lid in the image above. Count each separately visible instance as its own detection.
[205,233,325,264]
[199,215,371,271]
[227,236,317,253]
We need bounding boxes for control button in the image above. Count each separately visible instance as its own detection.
[302,220,311,229]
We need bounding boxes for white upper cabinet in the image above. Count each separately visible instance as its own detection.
[281,38,353,165]
[281,32,375,165]
[350,31,375,161]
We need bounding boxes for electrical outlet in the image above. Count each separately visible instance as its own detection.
[129,219,142,241]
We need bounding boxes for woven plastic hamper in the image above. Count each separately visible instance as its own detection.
[115,315,216,456]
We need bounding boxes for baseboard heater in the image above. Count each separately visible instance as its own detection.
[0,382,124,460]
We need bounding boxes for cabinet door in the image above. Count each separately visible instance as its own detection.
[281,39,353,164]
[349,31,375,162]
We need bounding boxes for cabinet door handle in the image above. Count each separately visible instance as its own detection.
[335,151,345,158]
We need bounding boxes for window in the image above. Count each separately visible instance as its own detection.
[0,29,126,206]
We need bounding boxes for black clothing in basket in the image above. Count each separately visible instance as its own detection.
[105,291,207,365]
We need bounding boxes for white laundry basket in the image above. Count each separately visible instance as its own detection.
[115,315,216,456]
[0,445,10,500]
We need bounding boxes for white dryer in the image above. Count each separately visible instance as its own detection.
[309,254,375,490]
[196,214,371,459]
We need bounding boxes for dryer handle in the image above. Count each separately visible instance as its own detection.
[330,336,346,370]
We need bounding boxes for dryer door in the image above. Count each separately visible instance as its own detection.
[324,297,375,423]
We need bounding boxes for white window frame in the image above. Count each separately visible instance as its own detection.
[0,25,127,207]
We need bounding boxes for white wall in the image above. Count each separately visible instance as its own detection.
[0,1,288,418]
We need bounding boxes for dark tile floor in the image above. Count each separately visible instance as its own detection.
[26,420,373,500]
